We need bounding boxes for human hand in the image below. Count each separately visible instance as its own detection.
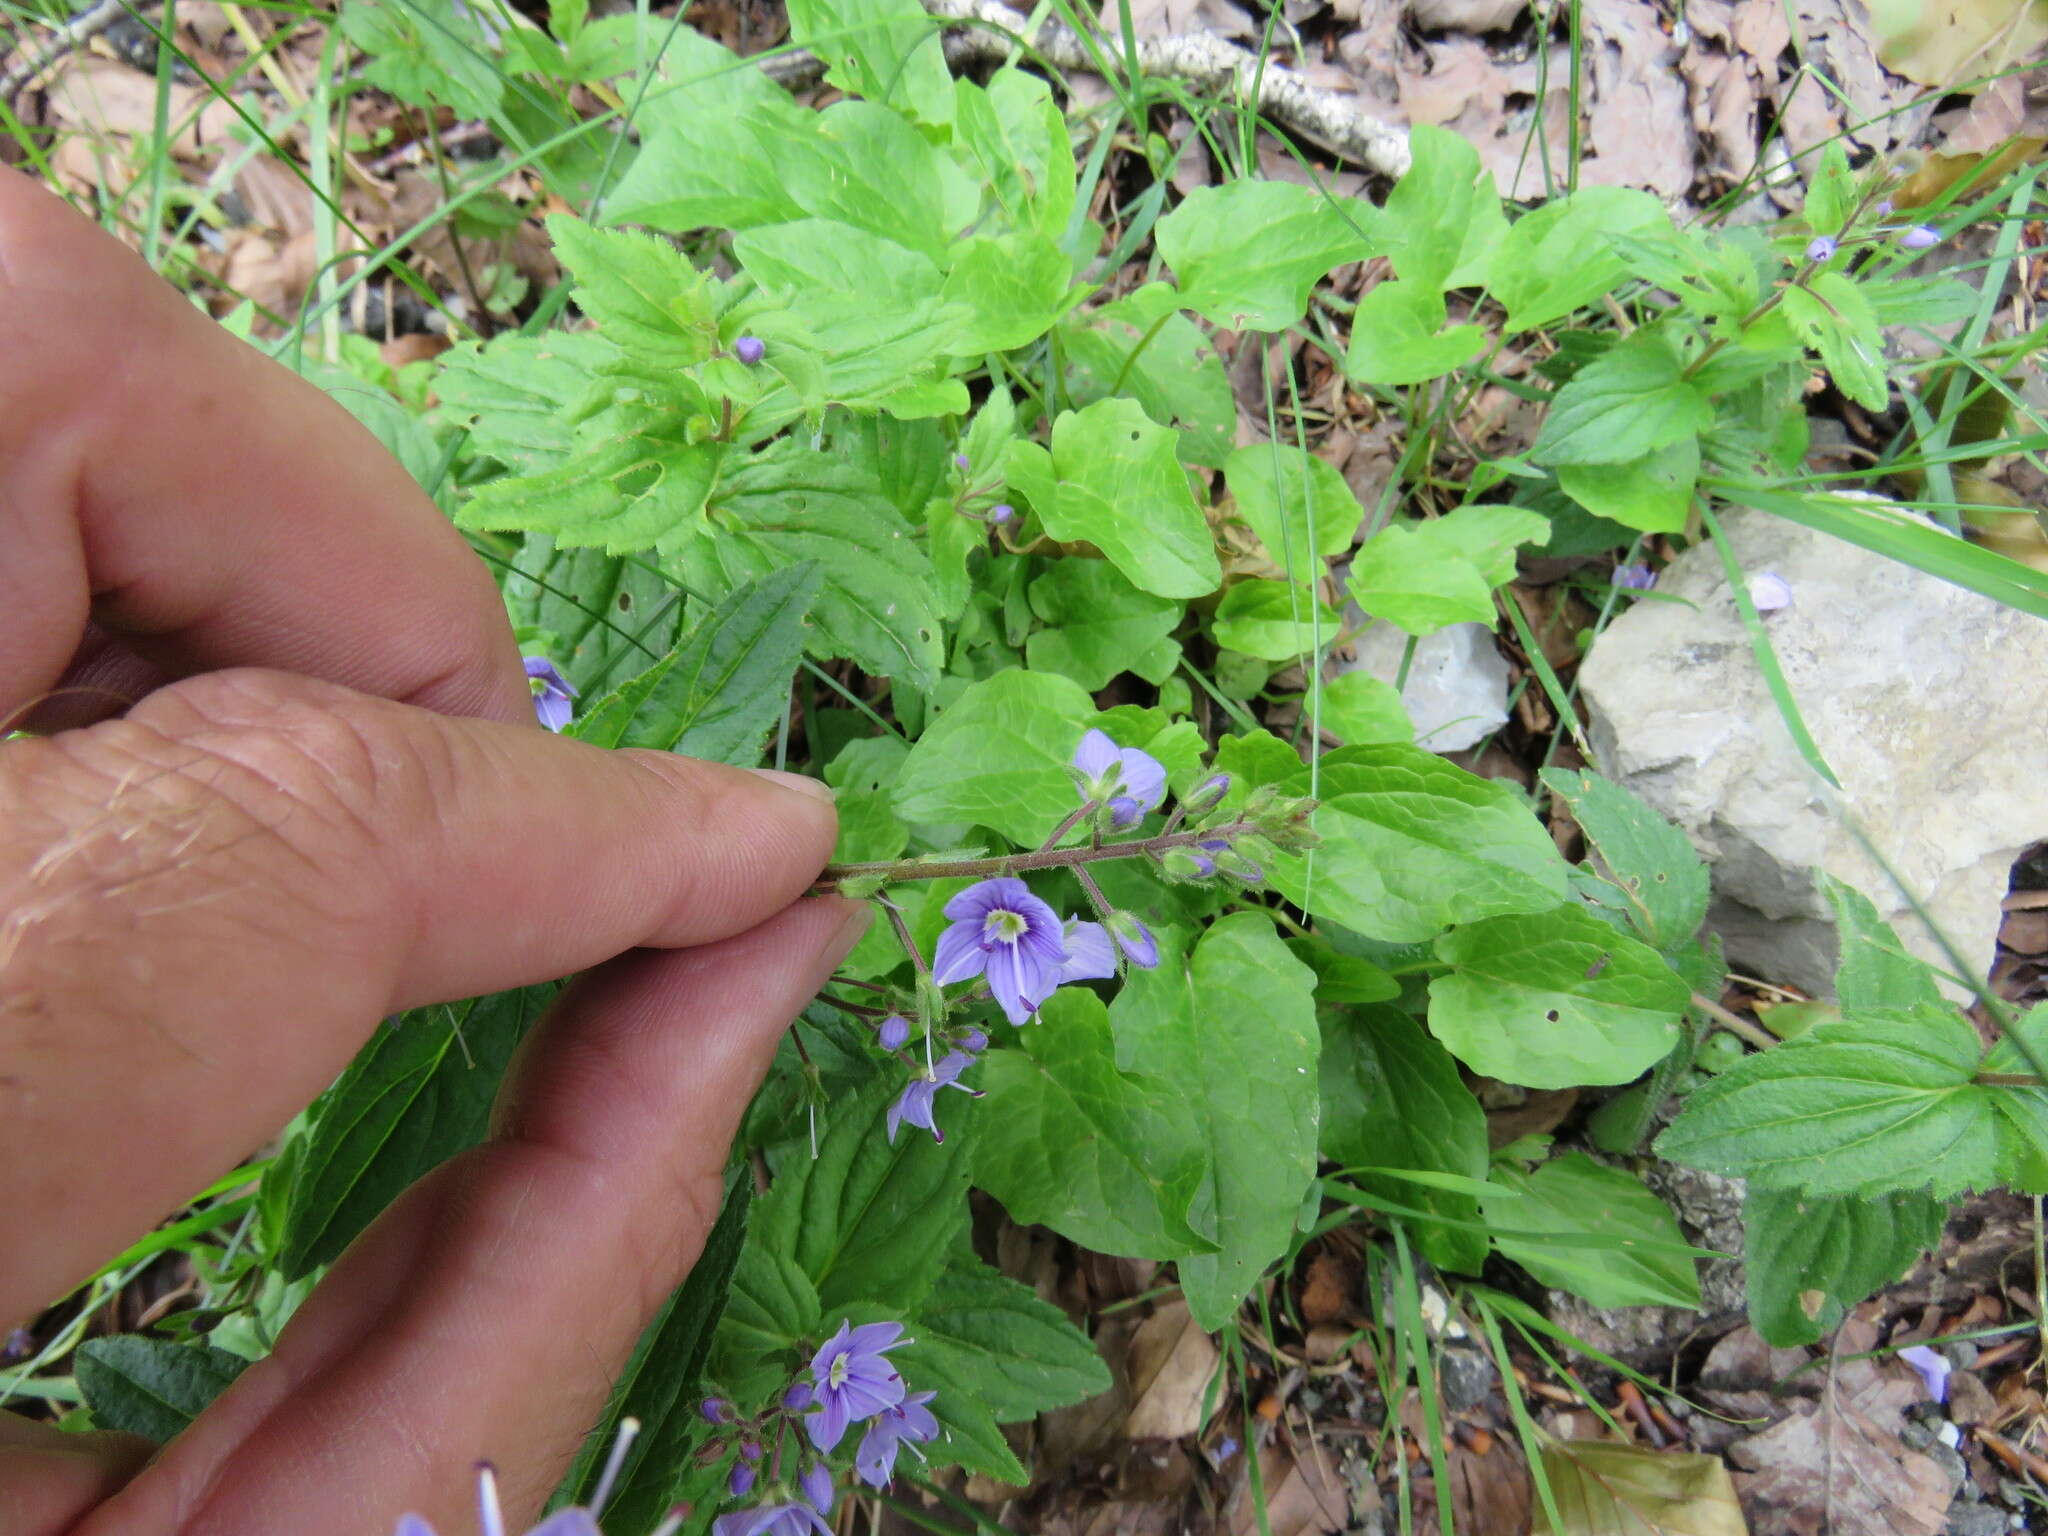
[0,168,865,1534]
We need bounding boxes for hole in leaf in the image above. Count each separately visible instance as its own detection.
[1544,1009,1560,1023]
[617,593,633,612]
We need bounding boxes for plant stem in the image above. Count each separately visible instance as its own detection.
[1976,1072,2048,1088]
[822,818,1258,889]
[1690,992,1778,1051]
[1036,801,1099,854]
[881,898,930,975]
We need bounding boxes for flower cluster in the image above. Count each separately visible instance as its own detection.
[705,1322,940,1536]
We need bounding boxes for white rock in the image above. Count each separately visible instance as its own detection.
[1333,617,1511,754]
[1578,506,2048,999]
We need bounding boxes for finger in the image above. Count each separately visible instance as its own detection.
[72,901,869,1536]
[0,1414,153,1536]
[0,168,528,726]
[0,668,838,1323]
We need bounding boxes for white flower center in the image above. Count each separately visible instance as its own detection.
[983,909,1027,945]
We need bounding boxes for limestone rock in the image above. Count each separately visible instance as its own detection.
[1333,618,1510,753]
[1577,506,2048,999]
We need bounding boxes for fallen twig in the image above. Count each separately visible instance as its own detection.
[1,0,153,103]
[759,0,1411,179]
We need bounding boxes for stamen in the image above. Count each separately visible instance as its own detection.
[590,1416,641,1516]
[476,1463,506,1536]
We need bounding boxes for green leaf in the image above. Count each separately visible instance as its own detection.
[1025,559,1182,689]
[785,0,953,124]
[1531,329,1715,467]
[898,1260,1111,1480]
[1347,503,1549,634]
[1155,180,1378,332]
[1211,579,1341,661]
[1223,444,1361,577]
[1037,399,1221,598]
[547,215,719,365]
[1742,1187,1946,1347]
[1320,1004,1489,1272]
[571,563,819,763]
[1112,915,1322,1329]
[952,71,1075,243]
[1342,281,1487,386]
[272,988,555,1279]
[436,331,616,475]
[1377,123,1507,290]
[1266,745,1570,942]
[1429,906,1689,1088]
[457,402,725,556]
[1782,272,1889,412]
[973,988,1214,1258]
[338,0,504,118]
[1534,1439,1747,1536]
[75,1338,248,1443]
[1819,873,1947,1012]
[1061,283,1235,469]
[736,219,945,313]
[501,538,688,694]
[1539,768,1709,949]
[1487,1153,1702,1309]
[1316,671,1411,745]
[1804,141,1855,237]
[1491,186,1668,333]
[941,231,1070,354]
[893,669,1093,843]
[604,33,817,231]
[682,437,944,691]
[1556,435,1701,534]
[786,99,961,261]
[555,1177,750,1527]
[1655,1007,2000,1196]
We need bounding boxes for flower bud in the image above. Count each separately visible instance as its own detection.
[988,502,1015,525]
[1106,795,1145,830]
[700,1397,731,1424]
[1873,199,1894,217]
[1805,235,1837,262]
[1899,224,1939,250]
[782,1382,814,1411]
[1104,910,1160,969]
[1212,847,1264,883]
[879,1014,912,1051]
[954,454,970,472]
[1181,773,1231,814]
[740,1438,764,1462]
[1611,563,1656,591]
[733,335,767,365]
[729,1464,756,1498]
[1159,847,1214,882]
[958,1028,989,1054]
[801,1462,836,1516]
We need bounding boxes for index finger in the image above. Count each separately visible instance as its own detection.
[0,168,529,727]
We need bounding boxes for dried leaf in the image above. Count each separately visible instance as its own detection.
[1124,1299,1221,1440]
[1536,1439,1748,1535]
[1865,0,2048,87]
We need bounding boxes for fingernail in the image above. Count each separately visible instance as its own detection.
[747,767,835,803]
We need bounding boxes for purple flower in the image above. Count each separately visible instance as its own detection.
[1749,570,1793,612]
[931,877,1068,1025]
[1182,773,1231,814]
[701,1397,732,1424]
[953,454,971,472]
[1611,563,1657,592]
[524,656,577,732]
[805,1320,908,1451]
[1874,199,1894,217]
[712,1504,831,1536]
[1073,730,1167,826]
[800,1461,836,1516]
[782,1382,814,1412]
[1899,224,1940,250]
[886,1051,977,1144]
[957,1027,988,1054]
[1898,1344,1950,1403]
[1805,235,1838,263]
[3,1328,31,1361]
[1104,911,1160,969]
[1057,919,1118,984]
[988,502,1015,525]
[878,1014,911,1051]
[855,1390,940,1488]
[730,1463,757,1499]
[733,335,767,365]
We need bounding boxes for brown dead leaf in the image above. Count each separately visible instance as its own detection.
[1536,1440,1746,1535]
[45,56,245,159]
[222,227,320,317]
[1096,0,1257,43]
[1124,1299,1221,1441]
[381,333,452,369]
[1726,1315,1956,1536]
[1408,0,1528,34]
[1578,0,1697,197]
[1866,0,2048,87]
[1298,1252,1357,1326]
[1224,1439,1350,1536]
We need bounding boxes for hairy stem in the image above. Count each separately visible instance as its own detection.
[822,819,1256,888]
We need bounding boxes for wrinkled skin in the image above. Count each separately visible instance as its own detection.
[0,168,864,1534]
